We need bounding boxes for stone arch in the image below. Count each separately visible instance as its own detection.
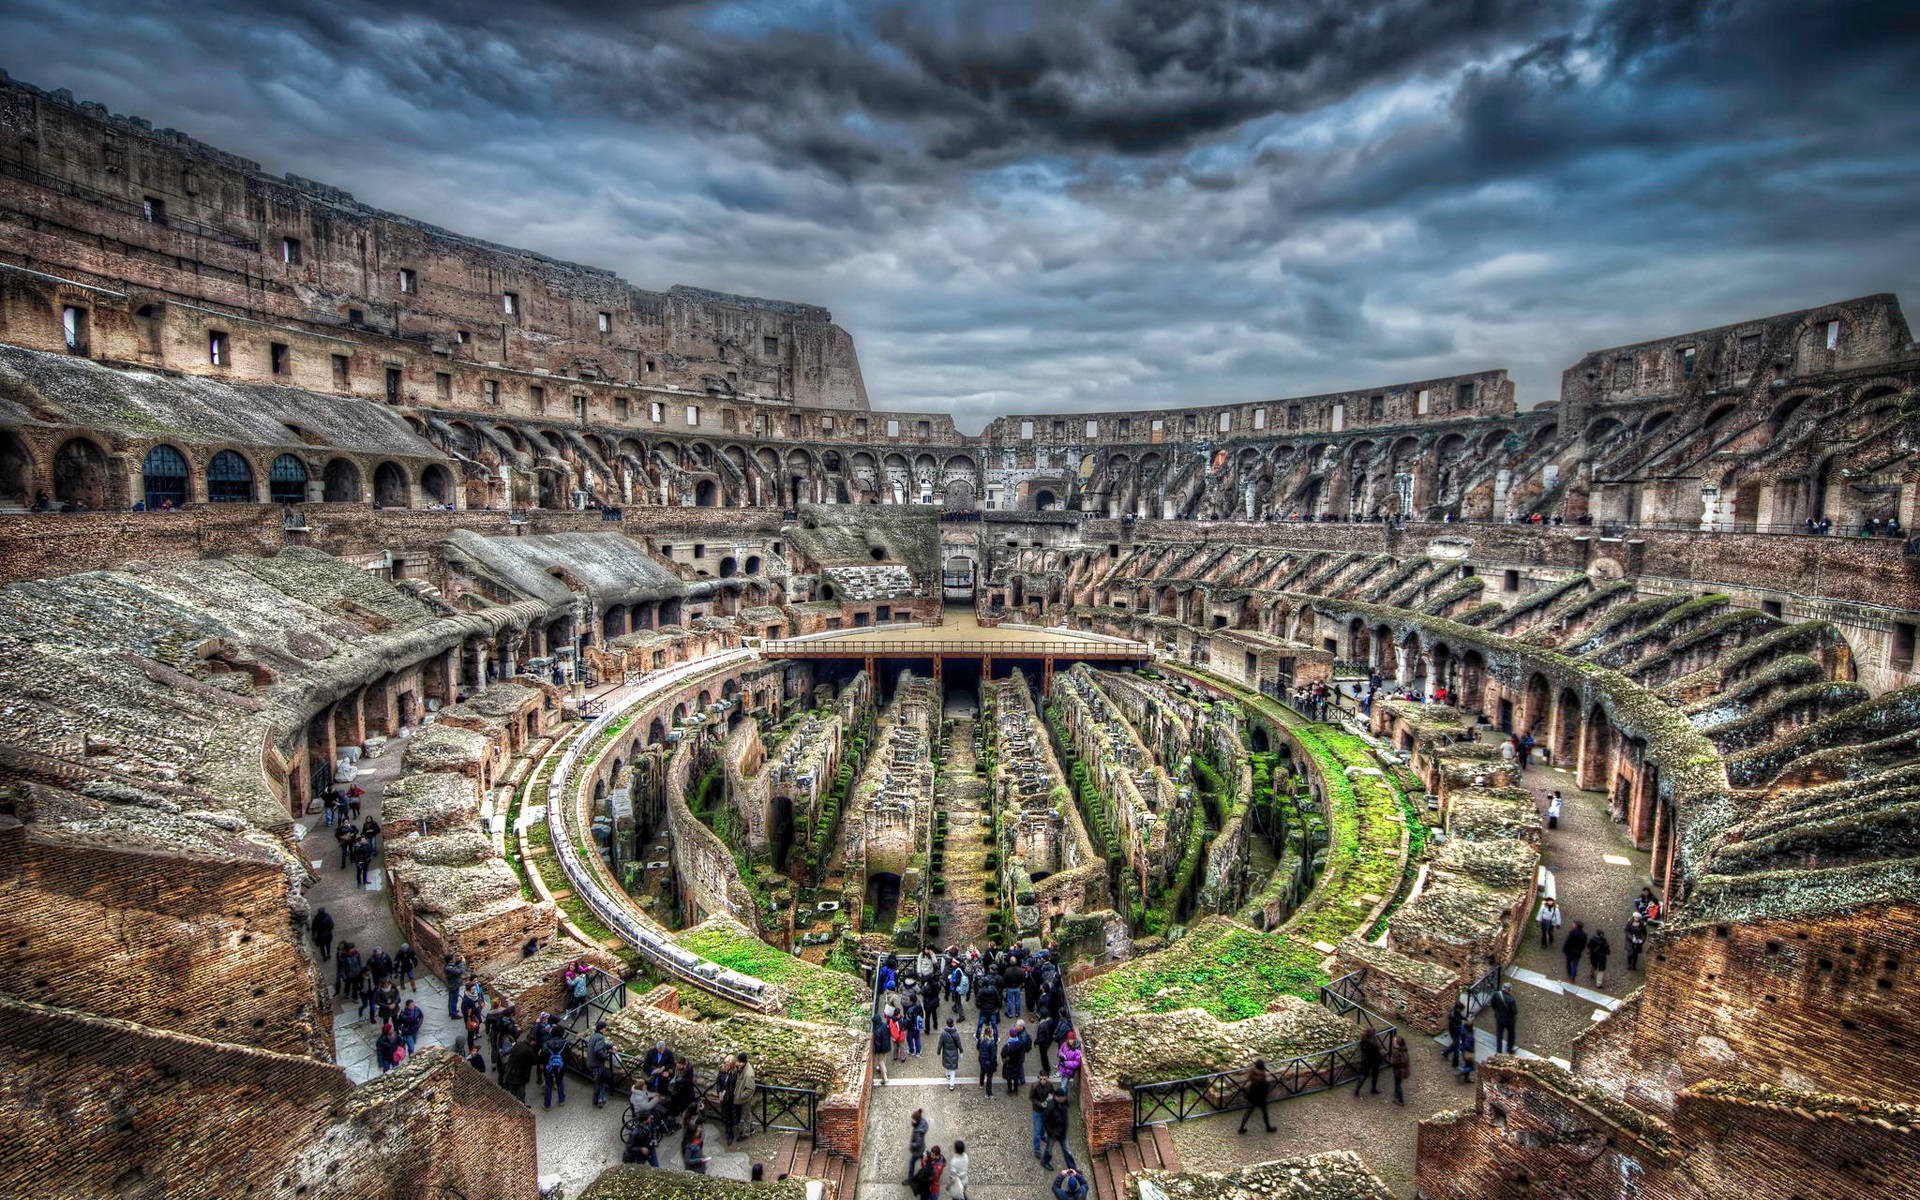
[420,463,455,506]
[268,453,309,505]
[693,478,720,507]
[1579,702,1614,793]
[323,457,363,503]
[373,461,411,508]
[0,429,34,506]
[52,437,110,508]
[141,443,191,509]
[205,449,255,503]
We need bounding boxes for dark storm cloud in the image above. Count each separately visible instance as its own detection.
[1,0,1914,425]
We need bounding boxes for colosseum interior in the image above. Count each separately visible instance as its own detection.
[2,67,1918,1200]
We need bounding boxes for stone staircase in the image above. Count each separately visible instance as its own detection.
[768,1132,860,1200]
[1090,1124,1181,1200]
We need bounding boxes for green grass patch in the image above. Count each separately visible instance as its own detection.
[677,924,868,1026]
[1073,920,1329,1020]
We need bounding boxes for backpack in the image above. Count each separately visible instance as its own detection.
[548,1049,565,1073]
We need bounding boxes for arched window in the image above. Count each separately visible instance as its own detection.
[269,454,309,504]
[142,444,190,509]
[206,450,255,503]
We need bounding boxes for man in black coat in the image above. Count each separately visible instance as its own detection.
[1490,983,1518,1053]
[310,908,333,961]
[1562,922,1590,984]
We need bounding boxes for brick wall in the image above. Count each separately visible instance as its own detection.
[0,995,537,1199]
[0,817,328,1058]
[1573,904,1920,1113]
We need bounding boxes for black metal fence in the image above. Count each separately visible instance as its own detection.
[1131,969,1397,1129]
[1460,964,1503,1021]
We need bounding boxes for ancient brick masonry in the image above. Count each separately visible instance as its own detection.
[0,995,538,1200]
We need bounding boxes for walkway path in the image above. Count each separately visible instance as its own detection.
[860,1037,1093,1200]
[1156,735,1651,1197]
[291,736,462,1083]
[934,712,994,951]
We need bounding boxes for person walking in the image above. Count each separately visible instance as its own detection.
[1490,983,1518,1053]
[1444,1002,1470,1069]
[1057,1030,1082,1082]
[975,978,1001,1040]
[1237,1059,1275,1133]
[1562,921,1589,984]
[1029,1077,1054,1159]
[336,819,357,870]
[1537,896,1562,947]
[504,1033,537,1104]
[730,1052,755,1144]
[375,1023,398,1074]
[976,1029,999,1094]
[908,1147,938,1200]
[542,1029,568,1110]
[1388,1033,1410,1105]
[904,1109,930,1183]
[588,1020,615,1108]
[681,1122,710,1174]
[904,992,925,1057]
[1588,929,1612,989]
[311,908,334,961]
[1034,1013,1058,1077]
[444,954,466,1019]
[871,1009,893,1085]
[1039,1091,1076,1170]
[1546,792,1563,829]
[946,1141,971,1200]
[890,1009,908,1063]
[333,940,359,997]
[1002,1020,1030,1094]
[1355,1034,1385,1097]
[396,998,424,1054]
[939,1017,962,1090]
[1624,914,1647,972]
[351,835,374,886]
[394,942,418,991]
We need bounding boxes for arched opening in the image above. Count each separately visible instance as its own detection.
[52,438,110,509]
[206,450,254,503]
[323,458,362,503]
[719,556,738,578]
[0,431,31,506]
[694,478,719,507]
[1553,688,1580,766]
[537,468,563,510]
[1033,488,1057,511]
[373,461,411,508]
[744,555,762,574]
[1523,673,1551,741]
[420,463,454,507]
[865,871,902,931]
[268,454,308,505]
[141,444,190,509]
[771,794,795,872]
[1580,704,1615,795]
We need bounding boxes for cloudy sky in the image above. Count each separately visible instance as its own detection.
[5,0,1915,429]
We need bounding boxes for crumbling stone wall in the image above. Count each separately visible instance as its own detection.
[0,801,327,1058]
[0,995,538,1200]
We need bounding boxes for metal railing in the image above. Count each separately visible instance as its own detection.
[541,649,778,1011]
[1131,969,1397,1129]
[1460,963,1503,1021]
[763,638,1150,659]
